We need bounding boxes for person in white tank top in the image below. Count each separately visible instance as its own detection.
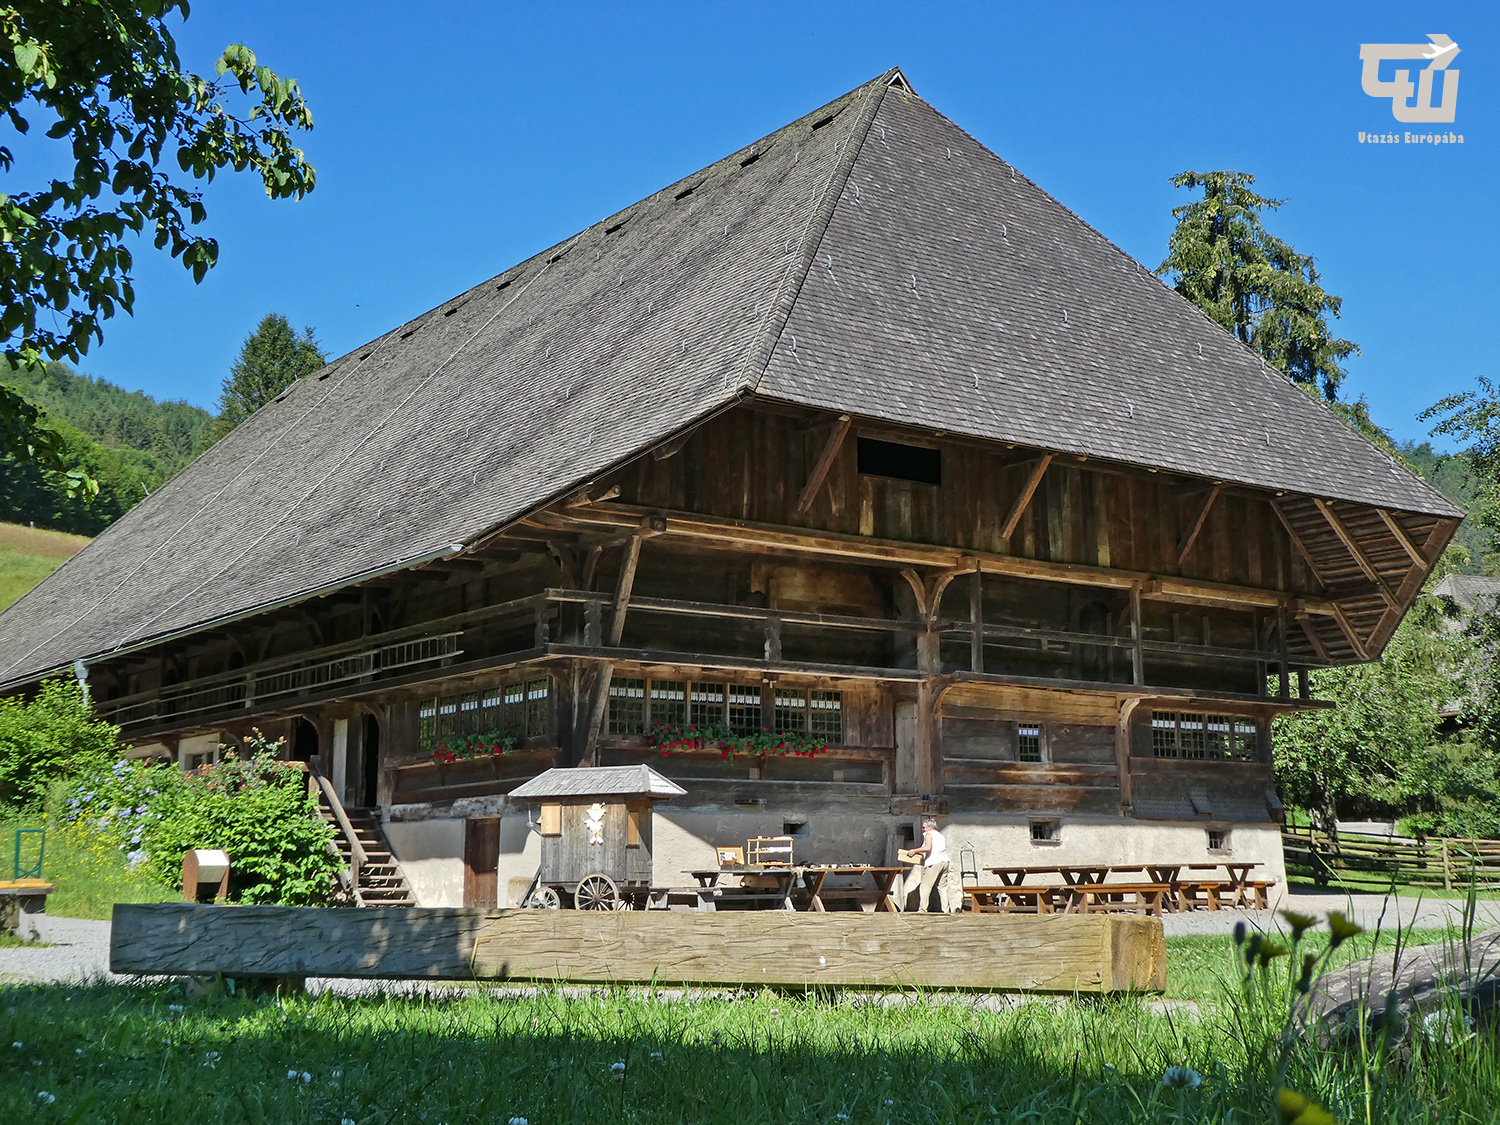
[900,815,951,912]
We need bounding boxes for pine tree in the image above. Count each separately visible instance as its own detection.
[207,314,327,443]
[1157,171,1357,400]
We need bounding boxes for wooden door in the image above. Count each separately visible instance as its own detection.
[463,818,501,908]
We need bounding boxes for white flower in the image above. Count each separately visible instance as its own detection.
[202,1051,220,1069]
[342,1118,357,1125]
[287,1069,311,1083]
[649,1052,662,1060]
[331,1068,343,1078]
[610,1060,626,1080]
[11,1042,21,1049]
[884,1099,896,1106]
[833,1115,851,1123]
[37,1092,56,1105]
[509,1118,529,1125]
[167,1004,184,1016]
[1161,1066,1202,1090]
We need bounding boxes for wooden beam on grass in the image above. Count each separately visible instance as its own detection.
[1176,484,1222,568]
[110,903,1168,993]
[1000,453,1053,541]
[793,414,852,518]
[1312,498,1398,610]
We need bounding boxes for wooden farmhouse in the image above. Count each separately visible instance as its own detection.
[0,70,1461,907]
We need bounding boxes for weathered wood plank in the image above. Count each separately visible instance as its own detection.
[110,904,1165,992]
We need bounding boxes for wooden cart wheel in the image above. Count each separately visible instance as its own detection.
[527,885,561,909]
[573,873,619,911]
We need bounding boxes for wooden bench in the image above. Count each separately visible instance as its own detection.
[643,886,718,911]
[1173,880,1236,911]
[1240,879,1276,909]
[1071,883,1170,917]
[964,884,1062,914]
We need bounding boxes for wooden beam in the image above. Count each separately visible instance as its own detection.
[1129,582,1145,686]
[581,528,646,765]
[1327,602,1370,661]
[1176,484,1222,568]
[793,414,851,518]
[1376,509,1427,566]
[1295,613,1331,662]
[547,502,1340,617]
[1000,454,1053,540]
[608,534,643,647]
[110,904,1167,993]
[1366,519,1458,652]
[1269,501,1330,591]
[1312,498,1398,609]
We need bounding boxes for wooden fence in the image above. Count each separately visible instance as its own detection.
[1282,828,1500,893]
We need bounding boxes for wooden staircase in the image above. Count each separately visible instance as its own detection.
[308,765,417,907]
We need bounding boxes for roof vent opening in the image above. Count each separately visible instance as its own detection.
[547,246,571,264]
[739,151,762,168]
[496,279,513,292]
[857,437,941,485]
[400,326,420,339]
[673,183,698,201]
[604,218,628,234]
[810,109,843,130]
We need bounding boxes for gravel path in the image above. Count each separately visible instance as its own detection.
[4,895,1497,989]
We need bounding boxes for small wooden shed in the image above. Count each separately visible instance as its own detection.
[509,764,685,908]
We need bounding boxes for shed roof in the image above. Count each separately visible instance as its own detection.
[507,765,686,801]
[0,68,1459,689]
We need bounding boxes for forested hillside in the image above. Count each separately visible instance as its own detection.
[0,363,211,536]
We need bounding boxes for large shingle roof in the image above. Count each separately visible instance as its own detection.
[0,69,1458,689]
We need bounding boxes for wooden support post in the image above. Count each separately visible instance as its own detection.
[1001,453,1053,541]
[793,414,851,518]
[580,530,646,765]
[1116,697,1140,814]
[1312,498,1398,609]
[1277,604,1290,700]
[1442,839,1452,893]
[968,563,984,673]
[1297,668,1310,700]
[533,603,550,647]
[1176,484,1222,568]
[1129,582,1145,686]
[584,600,602,647]
[915,677,940,796]
[608,534,643,646]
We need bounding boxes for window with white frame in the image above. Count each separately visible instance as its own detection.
[418,675,550,751]
[1150,711,1257,761]
[605,676,844,742]
[1017,723,1044,763]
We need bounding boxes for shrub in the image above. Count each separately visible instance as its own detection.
[64,731,342,905]
[0,677,118,809]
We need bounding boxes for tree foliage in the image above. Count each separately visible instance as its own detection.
[0,1,316,475]
[1157,171,1357,400]
[0,675,117,809]
[207,312,324,443]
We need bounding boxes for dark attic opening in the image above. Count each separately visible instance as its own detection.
[856,437,941,484]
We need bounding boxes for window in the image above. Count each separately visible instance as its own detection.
[627,806,642,848]
[1030,819,1060,844]
[1207,828,1231,853]
[728,684,762,734]
[1017,724,1043,763]
[856,437,942,485]
[539,803,561,836]
[782,821,808,837]
[608,678,646,734]
[419,675,552,753]
[1151,711,1257,761]
[650,680,686,727]
[604,677,845,742]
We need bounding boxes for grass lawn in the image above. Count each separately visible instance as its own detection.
[0,816,174,919]
[0,521,90,612]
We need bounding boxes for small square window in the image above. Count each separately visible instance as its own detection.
[1017,724,1043,763]
[608,677,646,734]
[1030,819,1060,844]
[1207,828,1231,853]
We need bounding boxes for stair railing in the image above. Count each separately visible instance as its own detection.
[307,760,368,906]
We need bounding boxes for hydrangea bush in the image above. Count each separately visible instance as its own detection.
[64,731,342,905]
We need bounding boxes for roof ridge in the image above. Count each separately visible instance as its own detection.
[737,70,902,394]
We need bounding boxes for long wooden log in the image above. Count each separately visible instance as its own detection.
[109,904,1166,993]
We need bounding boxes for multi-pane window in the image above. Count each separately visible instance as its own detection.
[809,691,843,743]
[420,675,550,751]
[608,678,647,734]
[1017,724,1043,763]
[774,689,808,732]
[1150,712,1257,761]
[604,676,844,742]
[728,684,762,735]
[650,680,687,727]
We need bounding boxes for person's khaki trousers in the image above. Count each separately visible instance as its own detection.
[901,861,950,912]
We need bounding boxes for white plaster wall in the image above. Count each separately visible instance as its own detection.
[383,819,465,907]
[497,812,543,906]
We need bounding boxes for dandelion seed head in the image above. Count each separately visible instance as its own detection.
[1161,1066,1202,1090]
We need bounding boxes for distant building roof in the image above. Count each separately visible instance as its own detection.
[507,765,686,801]
[1431,573,1500,613]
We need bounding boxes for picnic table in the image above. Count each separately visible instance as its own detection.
[688,866,796,910]
[799,865,906,913]
[971,862,1269,915]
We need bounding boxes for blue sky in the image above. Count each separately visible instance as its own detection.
[22,2,1497,448]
